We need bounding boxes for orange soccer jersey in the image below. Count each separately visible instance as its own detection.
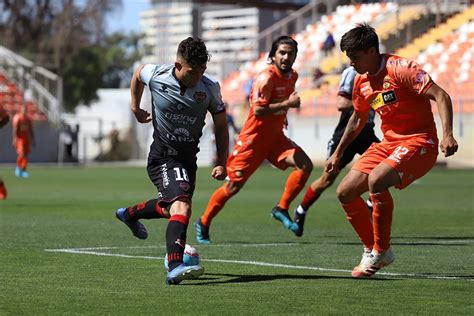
[241,64,298,142]
[352,54,439,188]
[227,64,300,183]
[352,54,437,140]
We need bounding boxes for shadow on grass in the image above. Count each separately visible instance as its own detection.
[392,236,474,240]
[206,241,317,245]
[183,272,394,285]
[332,236,474,247]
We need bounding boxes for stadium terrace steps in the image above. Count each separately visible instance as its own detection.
[318,5,424,74]
[221,2,395,115]
[396,5,474,58]
[0,72,47,121]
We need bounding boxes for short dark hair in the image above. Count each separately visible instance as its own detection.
[177,37,211,67]
[268,35,298,60]
[340,23,379,54]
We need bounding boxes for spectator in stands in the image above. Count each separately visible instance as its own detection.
[326,23,458,278]
[195,36,313,244]
[292,65,379,237]
[12,103,34,178]
[0,106,10,199]
[312,67,325,88]
[321,31,336,56]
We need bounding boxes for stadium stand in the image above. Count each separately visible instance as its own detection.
[0,72,47,121]
[0,46,63,163]
[0,45,61,124]
[396,5,474,113]
[221,2,398,117]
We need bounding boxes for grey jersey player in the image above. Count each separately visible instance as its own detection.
[115,37,229,285]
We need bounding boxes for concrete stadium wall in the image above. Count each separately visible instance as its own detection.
[196,112,473,168]
[0,121,59,163]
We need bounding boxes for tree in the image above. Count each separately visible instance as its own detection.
[62,46,105,112]
[101,32,143,88]
[0,0,123,111]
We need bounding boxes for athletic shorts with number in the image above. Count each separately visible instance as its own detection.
[227,133,303,184]
[352,135,438,190]
[327,126,379,169]
[147,155,197,208]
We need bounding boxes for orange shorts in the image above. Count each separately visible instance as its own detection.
[227,133,301,184]
[352,136,438,189]
[15,139,31,156]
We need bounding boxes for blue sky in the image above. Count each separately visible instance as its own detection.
[106,0,150,34]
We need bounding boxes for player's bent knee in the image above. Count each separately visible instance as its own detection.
[368,173,396,193]
[169,198,192,217]
[336,185,355,204]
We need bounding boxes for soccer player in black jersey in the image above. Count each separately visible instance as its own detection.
[115,37,229,285]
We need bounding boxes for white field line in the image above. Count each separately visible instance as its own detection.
[45,239,474,253]
[44,246,474,282]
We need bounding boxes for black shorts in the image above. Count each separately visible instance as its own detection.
[327,127,380,169]
[147,156,197,208]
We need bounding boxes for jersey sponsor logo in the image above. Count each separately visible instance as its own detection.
[164,112,197,125]
[369,90,397,111]
[193,91,206,102]
[161,163,170,188]
[166,128,195,143]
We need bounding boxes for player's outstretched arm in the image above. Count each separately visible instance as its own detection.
[211,111,229,180]
[130,65,151,124]
[425,84,458,157]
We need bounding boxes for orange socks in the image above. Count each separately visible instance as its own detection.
[17,155,28,170]
[342,197,374,249]
[278,170,310,210]
[370,191,394,253]
[200,185,233,227]
[0,181,7,200]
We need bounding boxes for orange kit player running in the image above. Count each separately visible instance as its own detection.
[326,23,458,278]
[195,36,313,244]
[12,103,35,178]
[0,106,10,199]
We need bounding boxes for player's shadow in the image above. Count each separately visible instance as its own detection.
[184,273,393,285]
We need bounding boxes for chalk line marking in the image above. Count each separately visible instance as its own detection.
[45,245,473,282]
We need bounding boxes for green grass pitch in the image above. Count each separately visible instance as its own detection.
[0,165,473,314]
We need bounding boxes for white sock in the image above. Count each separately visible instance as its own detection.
[296,205,305,215]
